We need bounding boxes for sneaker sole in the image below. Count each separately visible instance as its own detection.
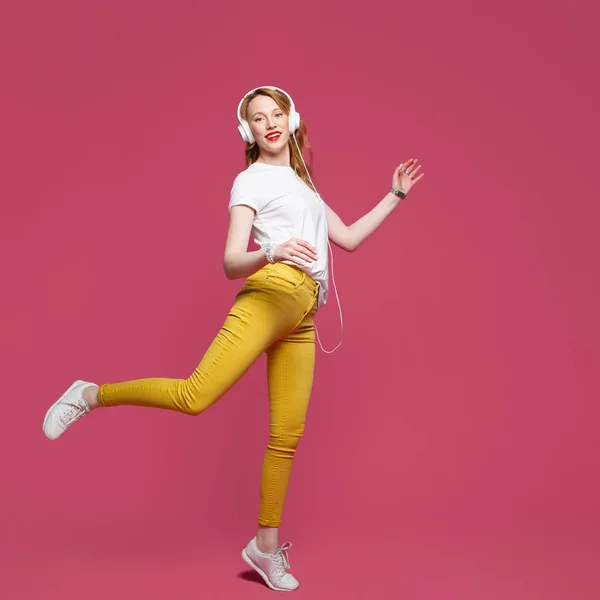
[42,380,87,440]
[241,549,297,592]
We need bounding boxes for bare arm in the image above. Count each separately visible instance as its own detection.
[223,205,319,279]
[326,158,425,252]
[223,205,268,280]
[326,192,400,252]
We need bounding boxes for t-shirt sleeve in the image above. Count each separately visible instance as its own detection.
[228,173,263,213]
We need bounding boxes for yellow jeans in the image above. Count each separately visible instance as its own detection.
[98,262,320,527]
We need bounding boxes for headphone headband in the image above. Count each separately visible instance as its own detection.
[236,86,296,123]
[236,85,300,144]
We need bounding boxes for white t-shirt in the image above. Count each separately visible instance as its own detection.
[228,162,329,307]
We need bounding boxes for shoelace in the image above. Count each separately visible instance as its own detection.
[59,401,86,427]
[273,542,292,576]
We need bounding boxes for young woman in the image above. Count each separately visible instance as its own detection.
[42,86,424,592]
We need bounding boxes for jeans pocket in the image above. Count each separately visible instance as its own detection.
[265,264,305,290]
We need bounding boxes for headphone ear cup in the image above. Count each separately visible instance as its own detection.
[238,121,255,144]
[289,110,300,134]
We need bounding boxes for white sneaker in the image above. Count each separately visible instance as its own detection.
[241,537,299,592]
[43,380,97,440]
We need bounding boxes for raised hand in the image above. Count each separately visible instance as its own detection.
[392,158,424,195]
[273,238,318,266]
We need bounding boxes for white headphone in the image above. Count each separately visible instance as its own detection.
[236,86,301,144]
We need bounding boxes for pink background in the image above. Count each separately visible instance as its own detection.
[1,1,598,598]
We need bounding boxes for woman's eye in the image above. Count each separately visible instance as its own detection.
[276,112,283,117]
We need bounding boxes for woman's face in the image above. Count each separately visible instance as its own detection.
[246,94,290,156]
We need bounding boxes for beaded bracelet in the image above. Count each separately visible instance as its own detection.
[265,245,276,264]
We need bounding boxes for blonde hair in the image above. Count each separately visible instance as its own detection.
[240,88,315,190]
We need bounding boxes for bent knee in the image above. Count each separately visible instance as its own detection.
[179,382,218,416]
[181,404,205,416]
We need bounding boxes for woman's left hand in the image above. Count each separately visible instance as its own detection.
[392,158,424,194]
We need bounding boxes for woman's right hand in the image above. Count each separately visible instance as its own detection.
[273,238,318,266]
